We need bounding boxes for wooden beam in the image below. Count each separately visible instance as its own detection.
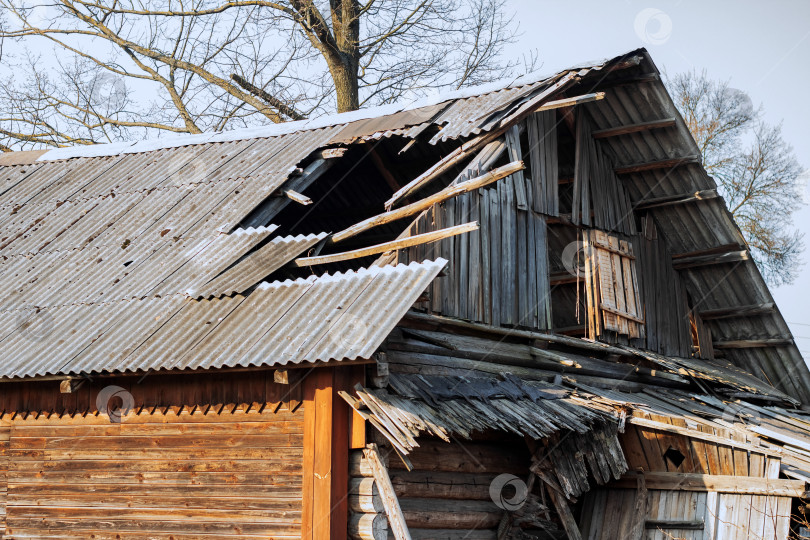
[634,189,718,210]
[402,310,629,356]
[613,472,806,497]
[592,118,677,139]
[545,483,582,540]
[348,512,386,540]
[628,417,783,456]
[645,520,704,530]
[302,368,351,540]
[594,72,660,89]
[628,473,647,540]
[273,369,289,384]
[331,161,522,244]
[614,156,700,175]
[605,55,644,72]
[698,303,776,321]
[672,243,746,260]
[673,250,750,270]
[59,378,85,394]
[364,444,412,540]
[281,189,312,205]
[349,365,367,450]
[368,147,402,192]
[549,272,583,286]
[713,338,793,349]
[294,222,476,266]
[240,156,335,228]
[321,147,348,159]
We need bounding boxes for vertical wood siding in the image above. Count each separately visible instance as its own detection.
[399,178,552,331]
[0,425,7,537]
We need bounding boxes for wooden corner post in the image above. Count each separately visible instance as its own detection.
[302,366,356,540]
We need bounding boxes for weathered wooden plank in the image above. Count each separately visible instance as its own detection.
[364,444,411,540]
[613,473,806,497]
[331,162,522,244]
[294,223,477,266]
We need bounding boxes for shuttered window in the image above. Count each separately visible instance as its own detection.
[583,230,645,339]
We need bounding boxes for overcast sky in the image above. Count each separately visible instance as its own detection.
[505,0,810,362]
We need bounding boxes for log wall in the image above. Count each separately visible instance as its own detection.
[349,437,532,540]
[0,366,358,539]
[2,406,303,539]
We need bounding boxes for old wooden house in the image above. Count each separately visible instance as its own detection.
[0,48,809,539]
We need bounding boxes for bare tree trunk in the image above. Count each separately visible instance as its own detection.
[330,0,360,112]
[330,59,359,112]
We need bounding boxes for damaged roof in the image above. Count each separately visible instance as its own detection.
[0,47,805,403]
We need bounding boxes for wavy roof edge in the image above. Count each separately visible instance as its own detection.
[30,49,644,162]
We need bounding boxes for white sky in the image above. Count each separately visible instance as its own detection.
[506,0,810,361]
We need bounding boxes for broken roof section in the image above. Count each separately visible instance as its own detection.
[0,47,805,403]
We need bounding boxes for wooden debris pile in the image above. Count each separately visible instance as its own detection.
[342,373,612,454]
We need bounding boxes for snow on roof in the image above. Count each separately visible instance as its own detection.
[35,50,637,162]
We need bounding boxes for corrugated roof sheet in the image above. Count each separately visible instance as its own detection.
[0,259,446,378]
[0,47,804,401]
[199,232,327,299]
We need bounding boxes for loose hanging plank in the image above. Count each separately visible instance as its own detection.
[505,125,528,210]
[364,443,413,540]
[527,110,559,215]
[331,162,523,244]
[293,223,477,266]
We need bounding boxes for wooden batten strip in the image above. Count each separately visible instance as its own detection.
[698,303,776,321]
[634,188,718,210]
[294,223,476,266]
[614,156,700,175]
[282,189,312,205]
[331,162,522,244]
[672,250,750,270]
[712,338,793,349]
[591,117,677,139]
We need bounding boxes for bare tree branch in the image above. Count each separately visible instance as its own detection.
[668,70,805,286]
